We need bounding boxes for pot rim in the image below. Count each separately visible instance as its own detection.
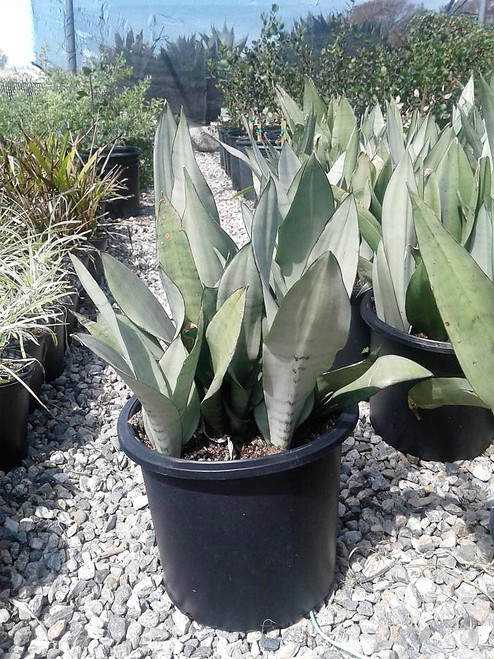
[360,290,454,355]
[117,396,358,481]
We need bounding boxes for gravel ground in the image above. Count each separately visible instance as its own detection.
[1,150,494,659]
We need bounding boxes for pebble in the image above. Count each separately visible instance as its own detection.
[0,152,493,659]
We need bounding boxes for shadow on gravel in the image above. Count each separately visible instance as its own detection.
[334,420,494,590]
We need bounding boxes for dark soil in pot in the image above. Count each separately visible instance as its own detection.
[118,396,358,631]
[360,291,494,461]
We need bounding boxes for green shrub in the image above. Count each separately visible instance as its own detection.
[0,56,161,187]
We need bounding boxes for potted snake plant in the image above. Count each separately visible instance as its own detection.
[72,103,430,632]
[357,74,494,462]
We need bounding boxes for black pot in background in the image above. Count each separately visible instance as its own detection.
[21,334,49,412]
[44,305,69,382]
[118,396,358,631]
[0,355,36,472]
[73,235,109,286]
[223,128,245,178]
[86,146,140,219]
[331,286,370,370]
[360,291,494,461]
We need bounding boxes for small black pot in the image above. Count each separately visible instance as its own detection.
[223,128,245,178]
[360,291,494,461]
[0,356,36,472]
[118,397,358,631]
[44,305,69,382]
[90,146,140,219]
[332,286,370,370]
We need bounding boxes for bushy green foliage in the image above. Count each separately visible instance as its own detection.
[209,5,312,123]
[0,57,160,186]
[389,12,494,120]
[210,6,494,125]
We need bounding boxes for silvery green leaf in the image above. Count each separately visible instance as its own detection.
[101,252,175,344]
[276,154,335,288]
[156,196,203,325]
[263,251,350,449]
[182,170,237,287]
[409,377,490,410]
[307,194,359,296]
[153,101,177,214]
[171,109,218,220]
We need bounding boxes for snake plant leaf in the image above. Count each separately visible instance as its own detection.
[153,101,176,214]
[241,201,253,238]
[412,192,494,411]
[386,99,405,168]
[251,179,283,289]
[327,152,346,186]
[408,377,490,410]
[459,107,483,161]
[372,240,408,332]
[423,127,455,172]
[297,109,317,158]
[374,156,393,205]
[159,270,185,337]
[75,333,183,456]
[201,289,246,433]
[435,139,473,242]
[479,74,494,167]
[275,85,305,133]
[73,330,132,375]
[70,254,130,363]
[423,170,441,219]
[253,400,270,442]
[316,349,380,402]
[332,96,357,152]
[357,203,382,254]
[303,77,326,121]
[405,256,448,341]
[328,355,431,411]
[100,252,175,345]
[171,109,218,221]
[307,194,359,296]
[117,316,170,394]
[381,151,417,328]
[263,251,351,449]
[156,196,203,326]
[462,158,491,247]
[277,143,301,198]
[358,255,373,282]
[117,316,165,361]
[218,245,263,384]
[276,154,335,288]
[159,336,189,395]
[342,129,359,187]
[182,170,237,287]
[467,201,494,280]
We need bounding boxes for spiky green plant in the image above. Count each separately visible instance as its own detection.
[72,102,431,457]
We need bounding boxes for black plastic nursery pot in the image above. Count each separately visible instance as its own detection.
[94,146,140,219]
[331,286,370,370]
[361,291,494,461]
[118,396,358,631]
[0,358,36,472]
[43,306,69,382]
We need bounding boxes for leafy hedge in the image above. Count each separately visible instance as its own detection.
[211,8,494,124]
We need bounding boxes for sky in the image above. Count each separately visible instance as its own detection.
[0,0,457,70]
